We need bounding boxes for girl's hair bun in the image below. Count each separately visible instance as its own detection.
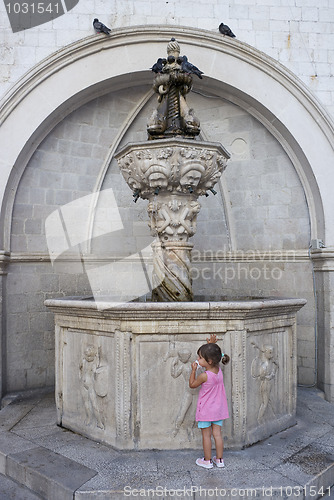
[221,353,230,365]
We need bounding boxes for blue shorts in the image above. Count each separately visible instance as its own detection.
[198,420,223,428]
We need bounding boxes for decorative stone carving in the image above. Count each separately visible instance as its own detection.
[147,197,200,240]
[46,296,306,450]
[117,140,229,200]
[164,344,198,437]
[79,344,108,429]
[147,39,200,140]
[251,342,278,423]
[116,139,230,301]
[115,38,230,301]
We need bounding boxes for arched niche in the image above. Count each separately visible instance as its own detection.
[0,25,332,250]
[1,26,334,401]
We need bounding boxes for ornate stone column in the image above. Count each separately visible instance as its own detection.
[116,138,229,301]
[115,39,230,301]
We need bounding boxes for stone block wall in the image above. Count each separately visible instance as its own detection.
[5,262,92,391]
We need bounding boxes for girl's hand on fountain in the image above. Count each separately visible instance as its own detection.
[207,334,217,344]
[191,361,198,371]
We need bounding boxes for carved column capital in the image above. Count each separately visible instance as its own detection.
[116,137,230,200]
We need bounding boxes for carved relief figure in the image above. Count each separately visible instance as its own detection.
[148,198,200,240]
[148,170,169,190]
[164,346,198,437]
[178,201,201,236]
[179,168,202,189]
[251,342,278,423]
[79,344,108,429]
[179,94,200,136]
[148,39,200,140]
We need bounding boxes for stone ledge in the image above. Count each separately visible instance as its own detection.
[6,447,97,500]
[45,296,306,322]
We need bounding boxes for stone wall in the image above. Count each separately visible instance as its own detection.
[5,85,316,390]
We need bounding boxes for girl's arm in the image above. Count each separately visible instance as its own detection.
[189,362,207,388]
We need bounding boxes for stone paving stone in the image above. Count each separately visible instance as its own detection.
[10,400,57,432]
[0,402,36,433]
[32,427,120,470]
[0,388,333,499]
[0,431,38,474]
[6,447,97,500]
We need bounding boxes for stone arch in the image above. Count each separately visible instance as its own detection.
[1,26,334,400]
[0,26,332,250]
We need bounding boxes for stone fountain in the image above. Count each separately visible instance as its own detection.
[45,39,306,450]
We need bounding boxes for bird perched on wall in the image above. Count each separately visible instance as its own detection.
[93,18,111,35]
[181,56,203,79]
[150,58,167,73]
[218,22,236,38]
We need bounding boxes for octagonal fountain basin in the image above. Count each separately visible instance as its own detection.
[45,296,306,450]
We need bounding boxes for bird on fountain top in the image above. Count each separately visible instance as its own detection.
[150,58,167,74]
[180,55,203,79]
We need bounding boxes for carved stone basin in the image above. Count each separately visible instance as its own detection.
[45,296,306,450]
[45,37,307,454]
[115,137,229,200]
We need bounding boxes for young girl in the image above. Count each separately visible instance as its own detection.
[189,336,230,469]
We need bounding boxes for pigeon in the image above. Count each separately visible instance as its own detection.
[150,58,167,73]
[219,22,236,38]
[180,56,203,79]
[93,18,111,35]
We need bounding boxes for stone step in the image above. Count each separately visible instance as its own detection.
[4,446,96,500]
[0,473,42,500]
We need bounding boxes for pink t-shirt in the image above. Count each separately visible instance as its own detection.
[195,368,229,421]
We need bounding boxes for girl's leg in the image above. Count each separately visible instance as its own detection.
[212,424,223,459]
[201,427,212,461]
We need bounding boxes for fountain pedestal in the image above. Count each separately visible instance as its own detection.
[45,297,305,450]
[115,137,229,301]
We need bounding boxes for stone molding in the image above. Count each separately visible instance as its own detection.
[45,297,307,324]
[8,250,312,263]
[0,25,333,252]
[0,251,10,275]
[310,248,334,272]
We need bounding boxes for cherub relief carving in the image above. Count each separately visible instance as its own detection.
[251,342,278,423]
[164,345,198,437]
[79,344,108,429]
